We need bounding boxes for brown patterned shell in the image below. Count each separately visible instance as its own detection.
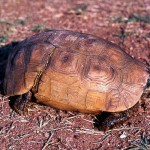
[4,30,149,113]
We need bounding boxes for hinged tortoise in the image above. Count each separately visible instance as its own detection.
[0,30,149,116]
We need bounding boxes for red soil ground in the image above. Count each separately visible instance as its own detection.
[0,0,149,149]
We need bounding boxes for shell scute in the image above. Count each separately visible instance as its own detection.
[50,49,80,74]
[84,56,116,83]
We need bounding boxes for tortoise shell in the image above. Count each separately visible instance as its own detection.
[4,30,149,113]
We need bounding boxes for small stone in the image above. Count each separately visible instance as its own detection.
[138,107,143,113]
[44,132,49,138]
[119,132,127,138]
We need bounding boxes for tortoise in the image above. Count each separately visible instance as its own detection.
[0,30,149,116]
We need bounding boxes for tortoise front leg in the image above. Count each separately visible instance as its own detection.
[12,91,33,116]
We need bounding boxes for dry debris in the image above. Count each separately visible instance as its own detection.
[0,0,150,149]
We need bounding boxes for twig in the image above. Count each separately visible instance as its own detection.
[82,118,94,123]
[107,127,139,132]
[93,132,111,144]
[42,132,54,150]
[0,95,9,108]
[36,126,72,133]
[75,128,104,135]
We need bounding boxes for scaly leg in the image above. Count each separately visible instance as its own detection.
[12,91,33,116]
